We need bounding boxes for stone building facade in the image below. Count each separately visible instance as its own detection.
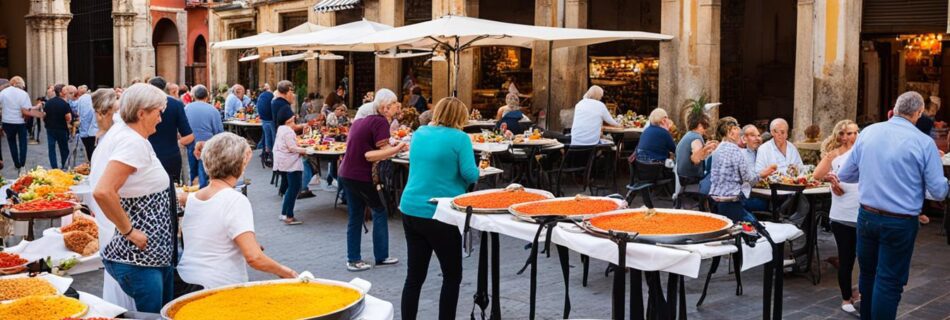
[208,0,947,138]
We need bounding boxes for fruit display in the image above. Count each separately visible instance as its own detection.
[10,167,80,201]
[615,110,648,128]
[312,142,347,153]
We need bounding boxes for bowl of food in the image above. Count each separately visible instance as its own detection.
[509,195,626,223]
[582,208,736,244]
[450,184,554,214]
[161,277,366,320]
[0,295,87,319]
[6,199,77,220]
[0,252,29,275]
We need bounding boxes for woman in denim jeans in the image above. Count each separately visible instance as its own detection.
[90,83,175,312]
[708,121,777,225]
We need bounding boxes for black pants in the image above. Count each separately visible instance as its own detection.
[831,221,857,301]
[401,214,463,320]
[158,155,183,185]
[81,136,96,162]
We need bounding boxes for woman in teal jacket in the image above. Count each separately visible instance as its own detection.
[399,97,480,320]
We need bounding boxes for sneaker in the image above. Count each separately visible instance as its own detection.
[321,183,338,192]
[283,217,302,225]
[841,302,857,313]
[279,214,287,221]
[376,257,399,266]
[297,191,316,199]
[346,260,372,272]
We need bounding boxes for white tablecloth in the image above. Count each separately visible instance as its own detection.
[3,227,103,275]
[431,199,803,278]
[751,186,831,196]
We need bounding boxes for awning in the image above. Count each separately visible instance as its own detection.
[313,0,360,13]
[263,53,309,64]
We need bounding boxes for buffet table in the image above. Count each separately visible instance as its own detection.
[224,120,263,146]
[431,199,803,319]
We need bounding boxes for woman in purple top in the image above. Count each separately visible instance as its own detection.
[339,88,408,272]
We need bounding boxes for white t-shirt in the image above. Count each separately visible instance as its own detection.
[89,122,170,198]
[177,188,255,289]
[754,139,804,175]
[570,98,619,146]
[0,87,32,124]
[829,149,859,223]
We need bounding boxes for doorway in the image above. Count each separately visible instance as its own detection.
[153,18,181,84]
[68,0,114,88]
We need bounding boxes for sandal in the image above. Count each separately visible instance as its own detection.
[283,217,302,225]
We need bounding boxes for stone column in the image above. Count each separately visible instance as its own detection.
[792,0,861,140]
[113,0,156,87]
[432,0,477,106]
[315,12,337,98]
[659,0,721,127]
[376,0,404,94]
[24,0,71,98]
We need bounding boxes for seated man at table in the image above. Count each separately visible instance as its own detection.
[755,118,803,174]
[570,85,619,146]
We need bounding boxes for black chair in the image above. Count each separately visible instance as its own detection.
[625,160,674,208]
[674,178,710,211]
[506,144,543,188]
[547,145,597,197]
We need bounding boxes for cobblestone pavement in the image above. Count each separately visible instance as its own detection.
[3,136,948,319]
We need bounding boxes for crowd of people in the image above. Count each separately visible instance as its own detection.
[0,70,943,320]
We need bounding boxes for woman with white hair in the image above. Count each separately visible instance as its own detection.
[90,83,175,312]
[178,133,297,290]
[570,85,619,145]
[339,88,407,271]
[634,108,676,163]
[495,93,527,134]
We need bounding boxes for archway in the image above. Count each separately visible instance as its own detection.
[68,0,114,88]
[153,18,180,84]
[189,35,208,86]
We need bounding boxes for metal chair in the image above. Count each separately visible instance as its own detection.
[547,145,597,197]
[625,160,674,208]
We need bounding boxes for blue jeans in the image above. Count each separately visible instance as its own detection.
[327,160,338,185]
[261,120,275,153]
[279,171,302,218]
[742,196,769,212]
[46,128,69,169]
[103,260,174,313]
[3,123,28,168]
[856,208,919,320]
[715,200,761,227]
[302,161,314,191]
[186,145,210,188]
[341,177,389,263]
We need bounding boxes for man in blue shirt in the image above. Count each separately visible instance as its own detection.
[256,83,275,164]
[224,84,246,119]
[184,85,223,187]
[836,91,949,319]
[148,77,194,184]
[75,88,97,161]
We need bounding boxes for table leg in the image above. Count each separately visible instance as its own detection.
[27,219,35,241]
[762,246,774,320]
[772,242,785,320]
[556,245,572,318]
[472,231,490,319]
[490,232,501,320]
[630,269,644,320]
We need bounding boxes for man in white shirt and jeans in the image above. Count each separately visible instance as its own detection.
[1,76,45,172]
[570,85,620,146]
[755,118,803,174]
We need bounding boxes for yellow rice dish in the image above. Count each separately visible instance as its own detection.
[0,295,87,320]
[169,282,362,320]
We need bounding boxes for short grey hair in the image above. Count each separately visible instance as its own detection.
[373,88,398,112]
[91,88,118,115]
[583,85,604,100]
[201,132,250,180]
[276,80,293,94]
[894,91,925,117]
[262,83,271,91]
[119,83,167,124]
[78,85,88,92]
[191,85,209,101]
[648,108,668,125]
[769,118,788,131]
[231,84,245,93]
[741,124,758,136]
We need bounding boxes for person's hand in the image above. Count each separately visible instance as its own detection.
[831,181,845,196]
[194,141,204,158]
[824,172,840,185]
[759,164,778,178]
[125,229,148,250]
[703,141,718,154]
[176,190,188,206]
[280,266,299,279]
[396,141,409,152]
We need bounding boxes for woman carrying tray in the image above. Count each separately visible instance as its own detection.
[399,97,480,320]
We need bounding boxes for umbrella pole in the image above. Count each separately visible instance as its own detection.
[546,41,553,130]
[453,36,461,97]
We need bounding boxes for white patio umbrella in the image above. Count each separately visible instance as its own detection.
[262,19,394,52]
[345,14,673,114]
[212,22,327,50]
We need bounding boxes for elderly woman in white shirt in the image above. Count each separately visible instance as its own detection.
[570,85,620,146]
[91,83,175,312]
[177,133,297,289]
[755,118,803,174]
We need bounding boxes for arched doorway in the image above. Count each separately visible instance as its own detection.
[188,35,208,86]
[153,18,180,84]
[68,0,114,88]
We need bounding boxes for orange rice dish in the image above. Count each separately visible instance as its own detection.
[514,198,619,216]
[0,295,87,320]
[453,190,549,209]
[168,282,361,320]
[589,212,729,235]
